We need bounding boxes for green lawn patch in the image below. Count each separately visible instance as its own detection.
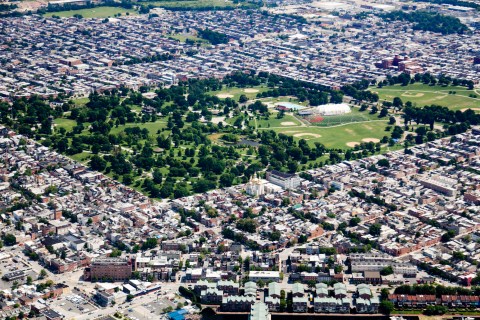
[53,118,77,132]
[169,33,209,47]
[72,97,89,107]
[209,85,269,101]
[44,6,137,18]
[256,114,302,128]
[109,121,168,136]
[258,120,389,149]
[146,0,253,9]
[370,83,480,111]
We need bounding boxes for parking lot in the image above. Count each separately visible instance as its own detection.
[119,298,175,320]
[50,293,98,319]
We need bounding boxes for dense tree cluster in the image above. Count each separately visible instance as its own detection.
[404,105,479,131]
[342,80,379,102]
[381,11,469,35]
[197,28,229,45]
[413,0,480,11]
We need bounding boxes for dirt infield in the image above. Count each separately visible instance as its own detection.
[402,92,425,98]
[293,133,321,138]
[280,122,297,126]
[362,124,374,130]
[362,138,380,143]
[346,142,359,147]
[244,88,259,93]
[217,94,234,99]
[460,108,480,112]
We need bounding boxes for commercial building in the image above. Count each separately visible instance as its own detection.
[85,258,133,282]
[266,170,302,190]
[248,271,281,283]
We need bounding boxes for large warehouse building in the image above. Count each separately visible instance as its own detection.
[314,103,351,116]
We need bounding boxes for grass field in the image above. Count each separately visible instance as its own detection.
[109,120,168,136]
[44,6,137,18]
[168,33,209,47]
[209,86,270,101]
[53,118,77,132]
[147,0,252,9]
[258,120,389,149]
[72,97,89,107]
[256,114,303,128]
[371,83,480,111]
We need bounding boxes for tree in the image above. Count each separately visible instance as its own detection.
[152,169,163,184]
[379,300,394,315]
[380,266,394,275]
[122,174,133,185]
[369,223,382,236]
[238,94,248,103]
[39,269,47,280]
[26,276,33,285]
[2,234,16,246]
[379,107,388,118]
[126,294,134,302]
[142,238,158,250]
[377,159,390,167]
[441,230,456,242]
[349,217,361,227]
[89,155,106,171]
[236,218,258,233]
[392,97,403,110]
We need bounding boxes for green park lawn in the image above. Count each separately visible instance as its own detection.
[69,151,91,164]
[147,0,252,9]
[72,97,90,106]
[256,114,303,128]
[53,118,77,132]
[258,120,390,149]
[209,85,270,101]
[371,83,480,111]
[169,33,209,46]
[44,6,137,18]
[109,120,168,136]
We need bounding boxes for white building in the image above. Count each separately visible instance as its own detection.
[314,103,351,116]
[266,170,302,190]
[248,271,281,283]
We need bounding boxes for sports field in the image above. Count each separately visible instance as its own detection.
[371,83,480,111]
[305,107,380,127]
[209,86,270,100]
[44,6,137,18]
[257,119,389,149]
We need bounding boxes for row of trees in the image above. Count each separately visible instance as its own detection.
[377,72,475,90]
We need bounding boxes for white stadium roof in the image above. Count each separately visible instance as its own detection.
[314,103,351,115]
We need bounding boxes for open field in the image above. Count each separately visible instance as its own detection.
[209,85,269,101]
[258,120,389,149]
[168,33,209,46]
[256,114,303,128]
[147,0,254,9]
[72,97,89,107]
[370,83,480,111]
[109,120,168,136]
[53,118,77,132]
[44,6,137,18]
